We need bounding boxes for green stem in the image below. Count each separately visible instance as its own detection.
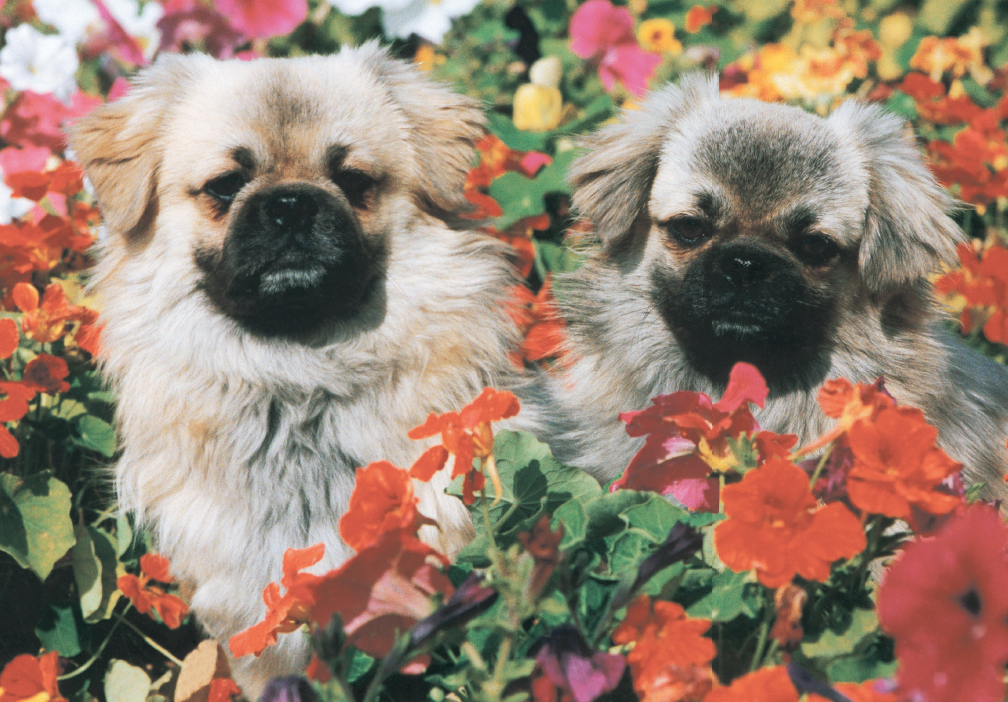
[808,443,834,490]
[849,515,884,589]
[360,635,411,702]
[748,602,774,673]
[58,604,133,680]
[120,617,185,666]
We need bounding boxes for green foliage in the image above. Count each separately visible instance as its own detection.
[0,473,75,580]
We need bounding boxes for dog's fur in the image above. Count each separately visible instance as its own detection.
[69,46,545,695]
[550,74,1008,502]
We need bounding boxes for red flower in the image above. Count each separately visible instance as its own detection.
[408,387,521,504]
[309,531,453,666]
[0,318,19,359]
[339,461,435,551]
[0,91,100,152]
[229,544,325,658]
[612,595,715,702]
[846,406,963,519]
[22,355,70,394]
[569,0,661,97]
[684,5,716,33]
[877,506,1008,702]
[206,679,241,702]
[13,283,98,344]
[117,553,190,629]
[157,6,244,59]
[215,0,308,39]
[704,666,797,702]
[0,381,38,458]
[714,458,866,588]
[613,362,768,511]
[508,278,568,366]
[797,377,894,456]
[935,242,1008,346]
[0,651,65,702]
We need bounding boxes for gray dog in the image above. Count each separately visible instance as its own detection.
[549,74,1008,502]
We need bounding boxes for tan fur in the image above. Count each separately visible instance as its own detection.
[69,46,546,696]
[551,74,1008,504]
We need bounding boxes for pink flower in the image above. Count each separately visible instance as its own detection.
[157,7,244,59]
[0,91,101,152]
[569,0,661,97]
[0,146,51,175]
[215,0,308,40]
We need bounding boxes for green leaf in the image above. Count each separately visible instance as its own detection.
[104,660,151,702]
[35,605,82,657]
[72,525,121,622]
[534,240,584,278]
[74,415,118,457]
[0,473,75,580]
[54,399,89,421]
[487,112,550,152]
[686,570,759,622]
[488,149,578,230]
[826,650,898,684]
[917,0,971,34]
[801,608,879,660]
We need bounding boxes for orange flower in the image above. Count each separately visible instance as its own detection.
[229,544,325,658]
[797,377,894,456]
[117,553,190,629]
[206,679,241,702]
[935,242,1008,344]
[612,595,715,702]
[704,666,798,702]
[408,387,520,504]
[0,318,19,359]
[0,651,65,702]
[790,0,844,24]
[714,458,866,588]
[339,461,435,551]
[463,135,551,221]
[910,29,991,85]
[0,381,39,458]
[309,530,453,665]
[684,5,715,33]
[846,406,963,519]
[507,278,568,367]
[12,283,98,344]
[22,354,70,394]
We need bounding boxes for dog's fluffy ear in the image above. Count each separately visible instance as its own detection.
[829,101,963,296]
[568,73,717,250]
[360,44,486,215]
[68,54,194,235]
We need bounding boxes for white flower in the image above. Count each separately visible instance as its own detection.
[327,0,479,43]
[0,25,80,103]
[104,0,164,60]
[33,0,101,46]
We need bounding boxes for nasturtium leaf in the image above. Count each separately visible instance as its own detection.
[116,513,133,558]
[54,399,88,421]
[686,570,759,622]
[608,532,652,577]
[917,0,971,34]
[0,473,75,580]
[72,525,121,622]
[35,605,83,657]
[104,659,151,702]
[826,649,898,684]
[801,608,879,660]
[534,240,584,278]
[487,112,550,152]
[489,149,578,230]
[74,415,118,457]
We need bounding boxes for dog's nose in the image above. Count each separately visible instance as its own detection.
[263,191,319,230]
[718,247,770,287]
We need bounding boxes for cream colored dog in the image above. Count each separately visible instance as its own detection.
[70,46,544,695]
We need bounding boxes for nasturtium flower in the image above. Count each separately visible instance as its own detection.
[637,19,681,55]
[229,544,325,658]
[684,5,715,33]
[846,406,963,519]
[12,282,98,344]
[0,651,65,702]
[22,355,70,395]
[798,377,894,456]
[206,678,242,702]
[0,380,37,457]
[704,666,797,702]
[309,530,453,666]
[507,279,568,367]
[910,28,992,85]
[215,0,308,40]
[408,387,520,504]
[339,461,435,551]
[568,0,661,97]
[714,458,866,588]
[0,318,19,359]
[118,553,190,629]
[877,505,1008,702]
[612,595,715,702]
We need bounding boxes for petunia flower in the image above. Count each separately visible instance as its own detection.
[229,544,325,658]
[845,406,963,519]
[0,26,79,104]
[326,0,480,44]
[703,666,798,702]
[0,651,66,702]
[407,387,521,505]
[117,553,190,629]
[215,0,308,40]
[612,362,769,510]
[258,677,312,702]
[12,283,99,345]
[309,530,453,666]
[877,505,1008,702]
[32,0,102,46]
[714,457,866,588]
[568,0,661,98]
[338,460,436,551]
[531,625,625,702]
[612,594,715,702]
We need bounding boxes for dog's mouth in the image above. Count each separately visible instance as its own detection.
[195,184,385,337]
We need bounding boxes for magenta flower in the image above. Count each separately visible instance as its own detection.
[569,0,661,97]
[215,0,308,40]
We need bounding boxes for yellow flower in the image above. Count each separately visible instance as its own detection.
[414,44,436,71]
[878,12,913,49]
[637,18,683,55]
[513,84,563,132]
[910,27,993,85]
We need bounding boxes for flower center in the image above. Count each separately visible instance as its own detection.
[958,588,982,617]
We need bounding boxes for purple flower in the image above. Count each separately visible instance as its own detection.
[533,625,625,702]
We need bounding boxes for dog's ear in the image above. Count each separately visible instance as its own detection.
[360,44,486,215]
[569,73,718,251]
[68,54,194,235]
[828,101,963,296]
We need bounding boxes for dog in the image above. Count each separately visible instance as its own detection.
[549,73,1008,503]
[69,46,546,695]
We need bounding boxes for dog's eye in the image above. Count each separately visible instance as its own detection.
[332,170,376,209]
[666,217,710,247]
[204,172,248,207]
[795,234,840,267]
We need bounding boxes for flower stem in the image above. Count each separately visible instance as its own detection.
[119,617,185,666]
[808,443,835,490]
[58,603,134,680]
[748,602,774,673]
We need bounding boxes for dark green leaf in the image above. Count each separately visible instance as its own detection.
[35,605,82,657]
[0,473,75,580]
